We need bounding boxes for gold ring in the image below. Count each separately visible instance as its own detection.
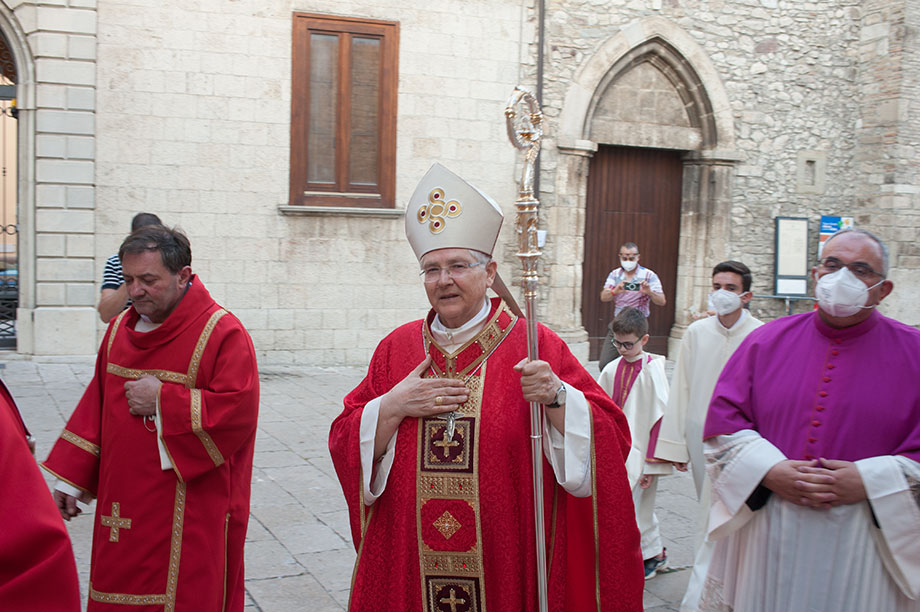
[435,396,443,406]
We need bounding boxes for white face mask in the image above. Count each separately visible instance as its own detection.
[620,259,637,272]
[815,267,883,318]
[707,289,743,316]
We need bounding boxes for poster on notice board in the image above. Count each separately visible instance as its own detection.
[818,216,854,258]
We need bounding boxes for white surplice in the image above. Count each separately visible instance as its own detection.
[654,311,761,610]
[655,310,762,496]
[700,430,920,612]
[598,352,671,558]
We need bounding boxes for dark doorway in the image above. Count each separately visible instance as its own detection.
[581,145,682,359]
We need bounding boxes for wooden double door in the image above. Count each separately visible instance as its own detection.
[581,145,683,359]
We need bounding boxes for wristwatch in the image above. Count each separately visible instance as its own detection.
[546,382,566,408]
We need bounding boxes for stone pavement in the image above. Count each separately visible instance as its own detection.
[1,356,697,611]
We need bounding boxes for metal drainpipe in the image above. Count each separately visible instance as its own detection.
[535,0,545,198]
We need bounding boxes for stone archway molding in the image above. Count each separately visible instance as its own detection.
[558,15,735,154]
[550,16,742,361]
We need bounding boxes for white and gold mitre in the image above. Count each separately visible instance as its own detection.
[405,163,503,260]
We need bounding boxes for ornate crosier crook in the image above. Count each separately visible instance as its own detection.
[505,86,549,612]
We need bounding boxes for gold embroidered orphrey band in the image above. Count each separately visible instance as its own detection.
[61,429,101,457]
[415,300,517,612]
[417,365,486,612]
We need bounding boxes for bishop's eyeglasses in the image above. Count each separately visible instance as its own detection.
[818,257,883,280]
[420,261,485,284]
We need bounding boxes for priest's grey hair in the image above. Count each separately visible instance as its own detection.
[468,249,492,265]
[823,228,889,277]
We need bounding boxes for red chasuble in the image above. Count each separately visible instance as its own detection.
[42,277,259,612]
[0,378,81,611]
[330,298,644,611]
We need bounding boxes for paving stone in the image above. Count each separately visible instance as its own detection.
[4,358,701,610]
[249,467,301,508]
[246,574,344,612]
[645,567,692,608]
[255,449,309,469]
[244,539,303,580]
[316,508,353,545]
[252,504,347,555]
[246,514,275,542]
[295,548,357,593]
[254,430,287,452]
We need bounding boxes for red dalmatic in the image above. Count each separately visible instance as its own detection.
[42,277,259,611]
[330,298,644,611]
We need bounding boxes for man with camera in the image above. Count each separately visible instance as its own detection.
[598,242,666,370]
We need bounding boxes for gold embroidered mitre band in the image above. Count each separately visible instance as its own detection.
[405,163,504,260]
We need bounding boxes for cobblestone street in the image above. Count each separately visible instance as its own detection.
[4,357,696,611]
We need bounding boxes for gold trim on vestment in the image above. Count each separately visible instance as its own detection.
[61,429,101,457]
[186,309,228,386]
[190,388,225,467]
[89,584,167,605]
[423,301,517,380]
[617,361,640,408]
[100,502,132,542]
[158,428,185,484]
[165,481,187,612]
[107,309,129,358]
[416,363,487,612]
[106,364,191,386]
[222,513,230,612]
[348,503,376,610]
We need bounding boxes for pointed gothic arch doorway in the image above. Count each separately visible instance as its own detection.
[555,18,740,360]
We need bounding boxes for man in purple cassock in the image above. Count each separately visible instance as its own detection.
[697,229,920,612]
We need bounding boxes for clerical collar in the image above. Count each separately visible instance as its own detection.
[134,314,162,333]
[813,307,880,340]
[430,298,491,351]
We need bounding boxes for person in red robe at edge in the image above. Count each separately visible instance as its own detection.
[42,225,259,611]
[330,163,644,612]
[0,378,81,610]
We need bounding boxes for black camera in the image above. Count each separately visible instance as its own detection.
[623,280,641,291]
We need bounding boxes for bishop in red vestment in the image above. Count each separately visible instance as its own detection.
[330,164,643,611]
[42,226,259,611]
[0,378,81,611]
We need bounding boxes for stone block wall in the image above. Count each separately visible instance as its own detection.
[853,0,920,324]
[93,0,526,366]
[10,0,918,364]
[535,1,876,329]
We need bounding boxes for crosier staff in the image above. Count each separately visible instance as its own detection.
[504,85,548,612]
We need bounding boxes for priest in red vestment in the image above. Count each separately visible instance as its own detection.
[329,163,644,612]
[42,225,259,611]
[1,378,81,611]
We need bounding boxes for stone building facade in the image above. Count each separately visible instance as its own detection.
[536,0,919,358]
[3,0,917,365]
